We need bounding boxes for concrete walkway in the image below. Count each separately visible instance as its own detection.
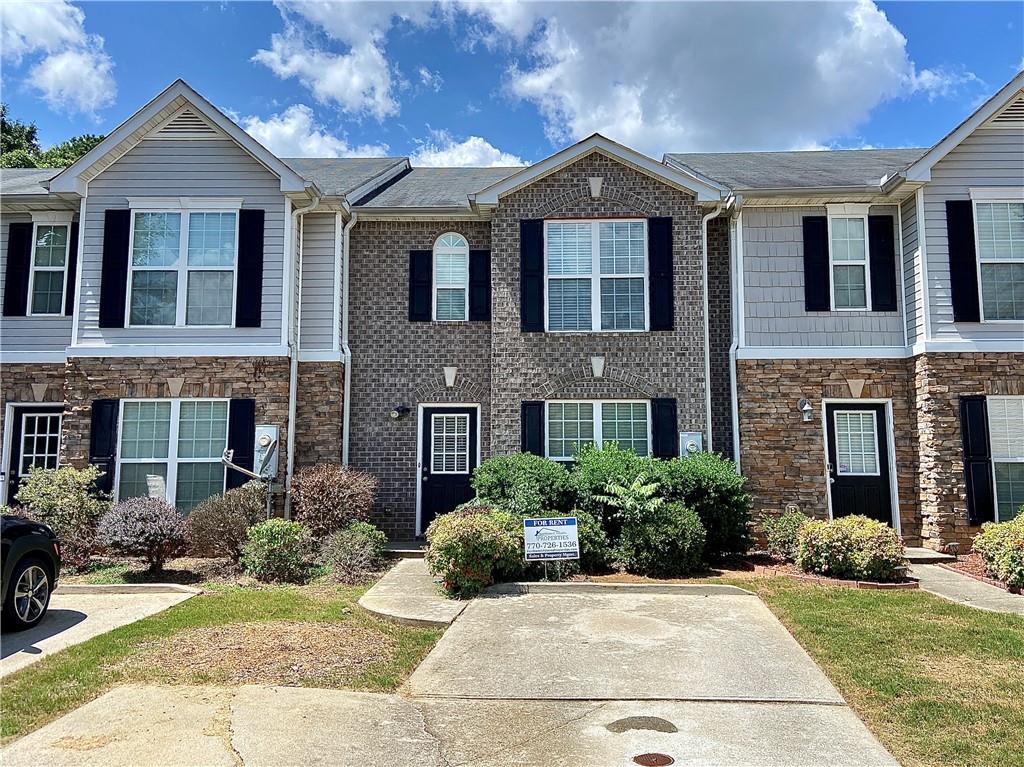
[910,564,1024,615]
[357,558,465,627]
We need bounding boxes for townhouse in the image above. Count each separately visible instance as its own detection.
[1,74,1021,550]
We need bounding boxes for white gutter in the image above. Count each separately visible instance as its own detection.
[729,204,744,472]
[701,202,725,453]
[340,208,357,465]
[284,192,321,518]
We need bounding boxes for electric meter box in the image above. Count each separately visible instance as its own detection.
[255,425,280,478]
[679,432,704,457]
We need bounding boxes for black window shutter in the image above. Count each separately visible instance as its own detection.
[3,221,33,317]
[520,219,544,332]
[868,215,897,312]
[521,401,545,455]
[651,398,679,458]
[408,250,432,321]
[946,200,981,323]
[98,209,131,328]
[235,209,265,327]
[227,398,257,490]
[468,249,491,321]
[802,216,830,311]
[89,399,120,493]
[64,221,79,316]
[959,395,994,525]
[648,217,674,330]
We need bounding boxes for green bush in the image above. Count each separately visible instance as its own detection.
[654,453,751,560]
[471,453,570,516]
[615,502,706,577]
[425,506,523,598]
[320,521,389,584]
[186,482,266,563]
[568,443,655,528]
[570,508,612,573]
[972,513,1024,589]
[15,465,111,569]
[761,509,810,561]
[795,515,905,582]
[241,519,314,583]
[290,464,377,538]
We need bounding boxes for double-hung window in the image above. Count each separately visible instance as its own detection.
[545,400,651,460]
[117,399,228,512]
[128,205,238,327]
[987,396,1024,522]
[974,199,1024,321]
[828,214,870,310]
[433,233,469,321]
[545,220,647,331]
[28,219,71,315]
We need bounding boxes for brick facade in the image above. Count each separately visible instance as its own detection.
[295,361,345,467]
[707,215,733,459]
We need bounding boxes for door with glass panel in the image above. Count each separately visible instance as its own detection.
[419,406,478,534]
[824,403,893,525]
[5,406,63,504]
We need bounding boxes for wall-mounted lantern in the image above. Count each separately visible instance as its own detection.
[798,398,814,422]
[389,405,411,420]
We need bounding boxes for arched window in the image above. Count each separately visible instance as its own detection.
[433,232,469,321]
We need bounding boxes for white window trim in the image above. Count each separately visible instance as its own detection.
[826,212,872,312]
[0,403,63,503]
[987,394,1024,523]
[126,207,240,329]
[543,399,652,460]
[831,409,881,477]
[429,412,471,474]
[432,232,469,322]
[543,219,649,333]
[26,219,72,317]
[971,198,1024,324]
[113,397,228,507]
[17,410,62,477]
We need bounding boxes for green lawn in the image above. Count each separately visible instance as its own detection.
[0,582,440,744]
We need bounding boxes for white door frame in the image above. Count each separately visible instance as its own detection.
[1,402,64,504]
[414,402,481,537]
[820,397,902,536]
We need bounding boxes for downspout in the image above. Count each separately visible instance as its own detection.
[341,207,357,465]
[729,206,744,473]
[284,192,321,518]
[701,202,725,454]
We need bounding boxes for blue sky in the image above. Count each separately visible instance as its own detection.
[2,1,1021,166]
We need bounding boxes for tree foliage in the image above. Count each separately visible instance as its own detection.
[1,103,104,169]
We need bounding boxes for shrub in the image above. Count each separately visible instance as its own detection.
[15,465,111,569]
[98,497,187,573]
[615,502,706,577]
[568,444,655,519]
[425,506,523,598]
[241,519,314,583]
[186,482,267,563]
[290,464,377,538]
[761,509,810,561]
[570,508,612,573]
[320,521,389,584]
[795,515,905,582]
[471,453,570,516]
[972,513,1024,589]
[654,453,751,560]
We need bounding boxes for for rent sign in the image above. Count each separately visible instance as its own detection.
[523,517,580,561]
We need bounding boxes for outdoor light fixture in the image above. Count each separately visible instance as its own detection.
[389,405,411,420]
[798,399,813,422]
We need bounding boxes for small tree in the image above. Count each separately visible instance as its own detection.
[98,497,187,573]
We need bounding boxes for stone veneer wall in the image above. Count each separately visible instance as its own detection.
[347,220,492,538]
[489,151,708,456]
[0,363,66,453]
[707,215,733,459]
[295,361,344,467]
[736,357,921,544]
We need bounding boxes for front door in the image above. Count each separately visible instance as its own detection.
[5,405,63,505]
[419,406,478,534]
[825,402,893,525]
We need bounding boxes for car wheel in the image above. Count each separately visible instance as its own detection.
[3,558,52,631]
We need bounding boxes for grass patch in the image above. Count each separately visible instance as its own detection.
[0,582,440,743]
[729,574,1024,767]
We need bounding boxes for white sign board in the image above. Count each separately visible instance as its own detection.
[523,517,580,561]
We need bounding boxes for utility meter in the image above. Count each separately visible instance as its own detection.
[679,432,704,457]
[255,425,279,478]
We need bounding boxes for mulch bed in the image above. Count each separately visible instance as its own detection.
[938,554,1021,594]
[747,555,918,590]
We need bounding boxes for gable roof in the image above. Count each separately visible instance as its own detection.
[283,157,408,199]
[0,168,62,196]
[473,134,728,205]
[356,167,520,209]
[48,79,310,196]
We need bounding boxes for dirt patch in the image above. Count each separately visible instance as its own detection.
[120,621,396,686]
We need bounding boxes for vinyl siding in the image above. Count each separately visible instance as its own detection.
[900,195,924,345]
[922,127,1024,340]
[0,209,75,354]
[299,212,336,350]
[76,139,286,347]
[742,205,904,347]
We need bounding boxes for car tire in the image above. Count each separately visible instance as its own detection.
[2,557,52,632]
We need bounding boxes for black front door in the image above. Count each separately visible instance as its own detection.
[825,403,893,525]
[5,405,63,505]
[420,406,478,534]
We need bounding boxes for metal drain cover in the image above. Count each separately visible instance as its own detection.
[632,754,675,766]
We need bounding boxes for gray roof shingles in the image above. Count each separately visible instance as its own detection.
[282,157,406,196]
[356,167,522,208]
[665,148,927,190]
[0,168,61,195]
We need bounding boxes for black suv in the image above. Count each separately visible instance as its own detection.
[2,515,61,631]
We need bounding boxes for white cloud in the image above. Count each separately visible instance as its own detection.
[418,66,443,91]
[241,105,389,158]
[0,0,115,116]
[411,129,525,166]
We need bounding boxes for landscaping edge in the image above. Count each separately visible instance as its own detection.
[934,563,1021,594]
[751,564,920,590]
